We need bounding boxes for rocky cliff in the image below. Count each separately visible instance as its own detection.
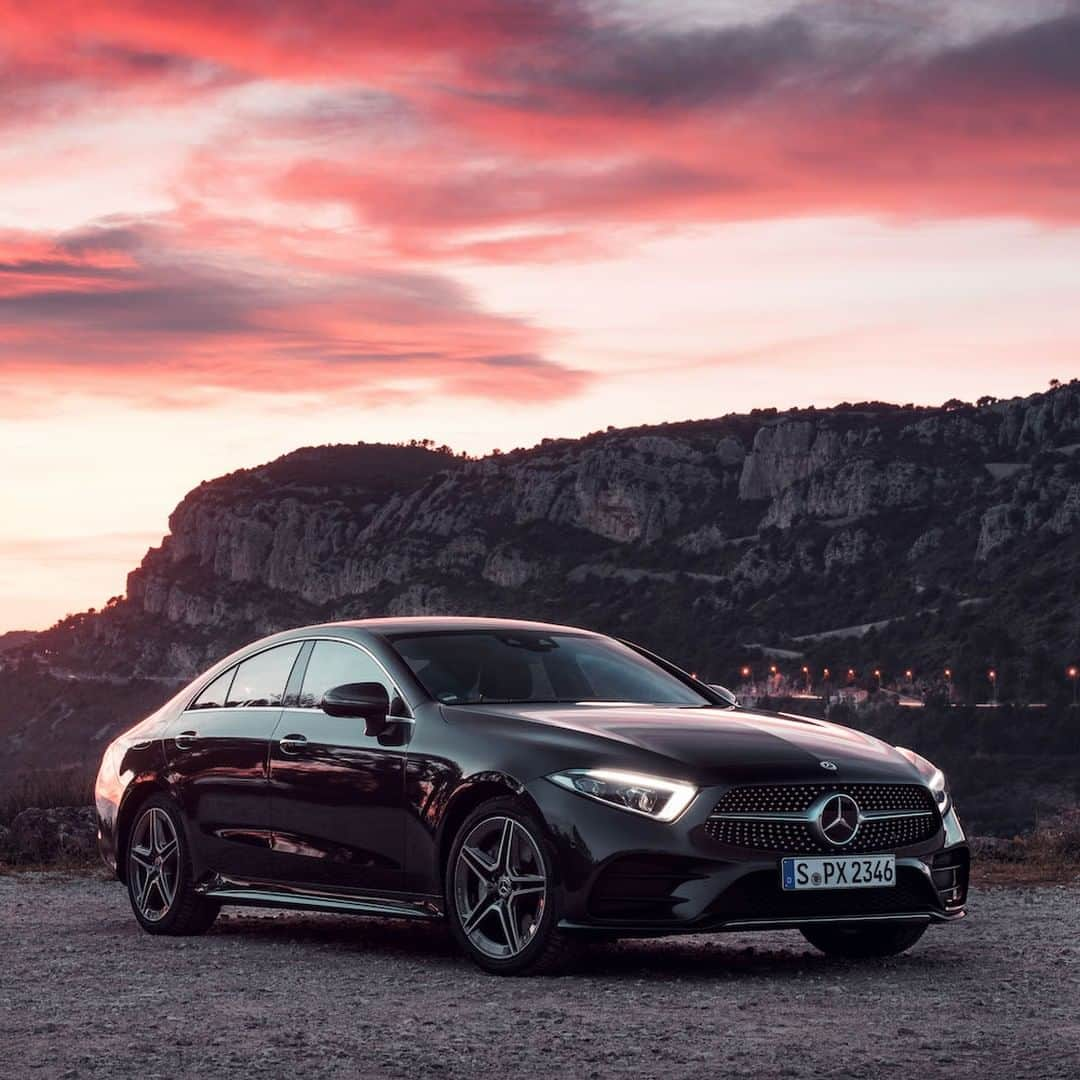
[4,383,1080,777]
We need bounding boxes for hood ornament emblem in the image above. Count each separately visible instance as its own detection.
[819,760,838,771]
[816,793,860,846]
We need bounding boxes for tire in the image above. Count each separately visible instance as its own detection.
[801,921,928,958]
[445,797,579,975]
[125,794,220,936]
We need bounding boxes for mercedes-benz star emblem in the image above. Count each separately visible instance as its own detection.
[819,760,838,771]
[816,793,860,846]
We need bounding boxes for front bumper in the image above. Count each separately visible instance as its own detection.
[527,778,969,936]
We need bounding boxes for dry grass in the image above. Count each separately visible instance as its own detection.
[0,770,98,870]
[970,809,1080,885]
[972,862,1080,886]
[0,857,108,878]
[0,769,94,827]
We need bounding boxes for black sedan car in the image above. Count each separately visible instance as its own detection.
[96,617,969,974]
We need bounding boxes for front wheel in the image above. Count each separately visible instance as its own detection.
[446,798,578,975]
[126,795,219,936]
[801,921,927,958]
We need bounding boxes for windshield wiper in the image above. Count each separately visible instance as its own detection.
[469,697,566,705]
[456,697,712,707]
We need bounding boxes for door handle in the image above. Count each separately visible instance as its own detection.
[174,730,198,750]
[278,733,308,755]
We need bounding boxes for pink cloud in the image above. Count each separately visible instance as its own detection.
[0,223,588,405]
[3,1,1079,412]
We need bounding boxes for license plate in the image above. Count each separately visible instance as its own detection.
[781,854,895,891]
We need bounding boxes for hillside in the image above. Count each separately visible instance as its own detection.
[0,631,35,654]
[3,382,1080,788]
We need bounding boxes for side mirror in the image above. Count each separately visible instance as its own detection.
[708,684,739,707]
[322,682,390,736]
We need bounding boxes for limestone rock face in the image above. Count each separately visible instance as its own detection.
[738,421,842,500]
[481,548,536,588]
[676,524,730,555]
[1049,484,1080,536]
[762,460,931,529]
[908,527,944,562]
[976,505,1017,561]
[16,380,1080,697]
[714,437,746,467]
[824,529,880,572]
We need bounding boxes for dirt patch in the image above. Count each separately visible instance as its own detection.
[1,874,1077,1079]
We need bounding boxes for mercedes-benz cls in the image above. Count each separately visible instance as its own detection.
[95,617,969,974]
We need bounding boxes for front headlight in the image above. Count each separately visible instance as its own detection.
[894,746,951,815]
[547,769,697,822]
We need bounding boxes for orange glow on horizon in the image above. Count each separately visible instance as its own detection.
[3,2,1080,630]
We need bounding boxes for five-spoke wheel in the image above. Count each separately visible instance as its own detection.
[454,815,548,960]
[125,795,219,936]
[447,798,578,974]
[129,807,180,922]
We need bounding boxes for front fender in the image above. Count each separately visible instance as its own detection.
[408,769,534,898]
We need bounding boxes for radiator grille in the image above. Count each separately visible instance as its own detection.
[713,783,934,815]
[705,783,940,854]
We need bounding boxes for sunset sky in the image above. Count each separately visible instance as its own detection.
[2,0,1079,631]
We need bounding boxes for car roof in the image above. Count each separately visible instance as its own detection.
[306,615,600,637]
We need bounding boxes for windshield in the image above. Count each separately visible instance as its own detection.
[387,630,711,707]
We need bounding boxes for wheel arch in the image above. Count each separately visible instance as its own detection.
[436,771,543,885]
[114,778,171,884]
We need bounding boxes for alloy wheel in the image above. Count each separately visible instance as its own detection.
[453,816,547,960]
[129,807,181,922]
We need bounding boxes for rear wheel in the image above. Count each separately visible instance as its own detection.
[446,798,578,975]
[126,795,219,936]
[801,921,927,958]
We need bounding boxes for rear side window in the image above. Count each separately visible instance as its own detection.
[188,667,235,710]
[298,640,388,708]
[226,643,303,708]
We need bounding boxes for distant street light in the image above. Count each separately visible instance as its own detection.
[801,664,810,691]
[905,669,913,681]
[988,668,997,705]
[1068,665,1079,707]
[740,665,752,679]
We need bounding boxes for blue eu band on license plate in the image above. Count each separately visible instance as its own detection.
[781,854,895,890]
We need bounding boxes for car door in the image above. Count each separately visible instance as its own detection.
[166,641,303,882]
[268,638,409,894]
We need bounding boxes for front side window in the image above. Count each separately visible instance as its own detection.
[226,643,303,708]
[297,640,390,709]
[388,631,708,707]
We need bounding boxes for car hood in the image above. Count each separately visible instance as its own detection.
[447,702,925,786]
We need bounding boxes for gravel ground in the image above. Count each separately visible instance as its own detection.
[0,872,1077,1080]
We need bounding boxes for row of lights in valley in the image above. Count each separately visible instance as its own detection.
[737,664,1080,704]
[739,664,924,685]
